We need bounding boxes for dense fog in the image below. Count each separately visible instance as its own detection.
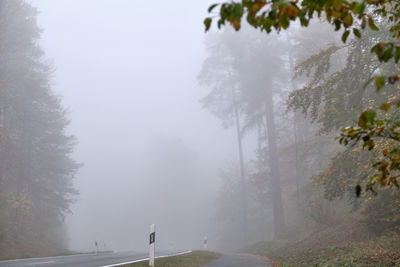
[31,0,257,252]
[2,0,400,264]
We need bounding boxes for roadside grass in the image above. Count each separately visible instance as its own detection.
[123,251,220,267]
[275,233,400,267]
[242,219,400,267]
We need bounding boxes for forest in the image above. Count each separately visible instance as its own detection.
[1,0,400,266]
[200,0,400,265]
[0,0,79,259]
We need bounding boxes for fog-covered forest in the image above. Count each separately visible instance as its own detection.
[1,0,400,266]
[0,1,79,257]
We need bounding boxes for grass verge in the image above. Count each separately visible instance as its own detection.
[122,251,221,267]
[242,222,400,266]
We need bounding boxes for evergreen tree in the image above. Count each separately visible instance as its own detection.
[199,28,288,236]
[0,0,79,258]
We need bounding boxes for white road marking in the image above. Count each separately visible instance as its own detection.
[100,250,193,267]
[0,252,101,263]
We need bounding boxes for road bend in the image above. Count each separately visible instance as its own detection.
[0,250,190,267]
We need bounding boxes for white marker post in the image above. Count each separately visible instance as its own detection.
[149,224,155,267]
[203,236,208,250]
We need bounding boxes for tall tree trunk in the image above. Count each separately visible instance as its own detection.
[232,88,248,243]
[293,112,302,209]
[265,84,285,236]
[288,43,301,209]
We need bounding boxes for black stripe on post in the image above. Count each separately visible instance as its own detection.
[149,232,155,244]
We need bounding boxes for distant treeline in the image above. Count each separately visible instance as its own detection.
[0,0,79,259]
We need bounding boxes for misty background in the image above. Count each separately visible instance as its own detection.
[3,0,400,265]
[31,0,256,252]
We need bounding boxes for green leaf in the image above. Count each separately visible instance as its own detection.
[334,19,341,31]
[353,28,361,38]
[343,13,353,28]
[204,17,212,31]
[350,2,366,15]
[278,1,290,8]
[365,111,376,124]
[358,110,376,128]
[368,17,379,31]
[358,114,366,128]
[369,176,377,185]
[381,46,394,62]
[279,14,290,29]
[342,30,350,42]
[232,3,243,19]
[300,16,309,27]
[217,18,225,29]
[208,4,219,13]
[357,2,366,15]
[333,0,342,11]
[370,43,379,54]
[380,103,391,111]
[395,47,400,63]
[375,76,385,91]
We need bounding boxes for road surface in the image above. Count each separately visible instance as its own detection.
[202,253,273,267]
[0,251,187,267]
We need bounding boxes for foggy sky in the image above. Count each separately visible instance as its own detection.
[31,0,256,252]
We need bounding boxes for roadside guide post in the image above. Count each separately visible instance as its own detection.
[149,224,155,266]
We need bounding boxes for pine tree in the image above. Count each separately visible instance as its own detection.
[0,0,79,258]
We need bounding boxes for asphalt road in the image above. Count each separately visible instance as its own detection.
[0,251,187,267]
